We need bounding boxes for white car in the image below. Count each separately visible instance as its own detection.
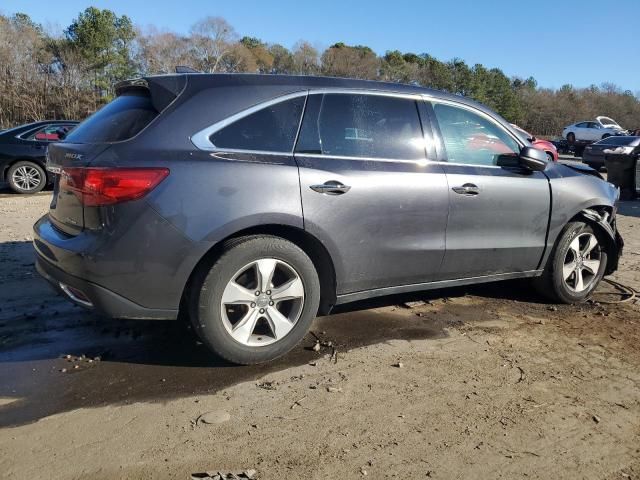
[562,116,626,143]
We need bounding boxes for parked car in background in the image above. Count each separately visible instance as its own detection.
[583,136,640,170]
[0,120,78,193]
[511,124,558,161]
[34,74,622,365]
[562,117,627,144]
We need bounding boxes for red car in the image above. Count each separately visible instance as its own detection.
[511,124,558,162]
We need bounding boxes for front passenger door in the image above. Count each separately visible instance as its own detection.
[429,101,551,280]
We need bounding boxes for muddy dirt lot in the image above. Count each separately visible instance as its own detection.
[1,190,639,480]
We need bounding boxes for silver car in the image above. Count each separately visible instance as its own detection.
[34,74,623,364]
[563,116,626,143]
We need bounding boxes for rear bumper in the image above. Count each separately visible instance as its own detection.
[32,199,209,318]
[35,253,178,320]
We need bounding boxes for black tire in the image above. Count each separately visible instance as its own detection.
[189,235,321,364]
[601,133,611,140]
[7,161,46,194]
[534,221,607,304]
[546,151,555,162]
[566,132,576,144]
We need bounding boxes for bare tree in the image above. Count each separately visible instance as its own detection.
[292,41,320,75]
[189,16,237,72]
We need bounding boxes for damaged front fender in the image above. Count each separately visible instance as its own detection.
[580,208,624,275]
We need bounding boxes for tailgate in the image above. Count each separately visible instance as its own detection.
[47,143,110,235]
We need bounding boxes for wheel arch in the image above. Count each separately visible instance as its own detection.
[181,224,338,318]
[576,207,623,275]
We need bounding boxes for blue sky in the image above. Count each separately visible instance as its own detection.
[2,0,637,91]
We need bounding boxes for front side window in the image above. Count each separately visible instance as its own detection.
[432,103,520,166]
[575,122,588,128]
[210,96,305,152]
[295,93,426,160]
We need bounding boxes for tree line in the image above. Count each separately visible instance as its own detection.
[1,7,639,137]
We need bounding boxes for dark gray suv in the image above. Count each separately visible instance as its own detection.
[34,74,623,364]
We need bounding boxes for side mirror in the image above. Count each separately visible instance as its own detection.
[519,146,547,171]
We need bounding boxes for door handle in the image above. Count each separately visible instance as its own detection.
[310,181,351,195]
[452,183,480,196]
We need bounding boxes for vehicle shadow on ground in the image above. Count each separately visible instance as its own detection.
[0,239,560,425]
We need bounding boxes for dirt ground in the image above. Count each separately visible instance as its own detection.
[1,187,639,480]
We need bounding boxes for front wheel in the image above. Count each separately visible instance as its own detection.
[566,132,576,144]
[534,221,607,303]
[189,236,320,364]
[7,161,46,194]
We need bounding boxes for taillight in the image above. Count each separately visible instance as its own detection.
[60,167,169,206]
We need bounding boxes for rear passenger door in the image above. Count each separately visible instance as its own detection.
[428,100,550,280]
[295,92,449,296]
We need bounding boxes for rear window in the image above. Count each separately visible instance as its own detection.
[65,92,158,143]
[595,136,639,146]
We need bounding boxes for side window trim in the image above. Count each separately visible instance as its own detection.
[192,89,431,162]
[426,98,525,168]
[191,91,309,154]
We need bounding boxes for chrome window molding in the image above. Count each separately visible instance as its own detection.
[189,87,513,169]
[296,152,432,166]
[209,148,294,156]
[190,88,426,153]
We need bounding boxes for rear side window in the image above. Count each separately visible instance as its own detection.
[210,96,306,152]
[65,92,158,143]
[296,93,425,160]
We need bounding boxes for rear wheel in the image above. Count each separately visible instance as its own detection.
[189,236,320,364]
[546,151,555,162]
[534,221,607,303]
[7,161,46,194]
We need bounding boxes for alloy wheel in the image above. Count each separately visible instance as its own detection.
[562,232,601,293]
[11,165,42,192]
[220,258,305,346]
